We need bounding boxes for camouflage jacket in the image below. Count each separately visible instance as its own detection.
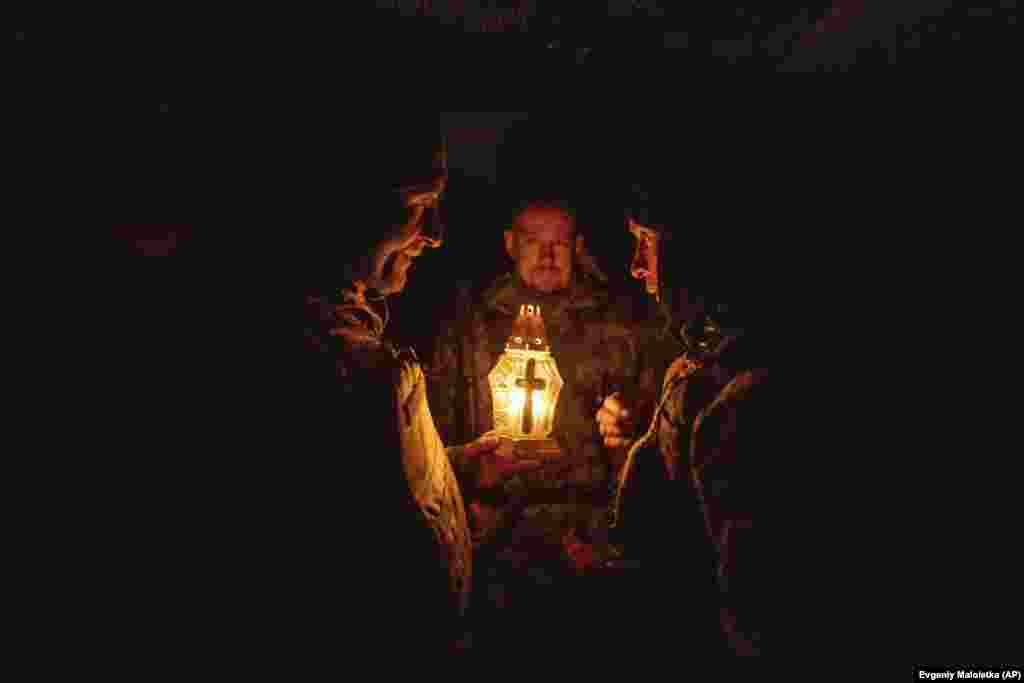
[303,284,486,645]
[619,336,767,656]
[428,272,655,560]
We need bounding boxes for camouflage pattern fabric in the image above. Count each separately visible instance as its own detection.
[690,366,767,656]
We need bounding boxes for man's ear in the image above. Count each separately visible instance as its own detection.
[575,234,584,258]
[504,229,517,260]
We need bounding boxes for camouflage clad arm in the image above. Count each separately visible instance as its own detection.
[303,294,452,636]
[690,370,768,657]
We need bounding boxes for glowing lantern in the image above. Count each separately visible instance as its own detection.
[488,304,563,450]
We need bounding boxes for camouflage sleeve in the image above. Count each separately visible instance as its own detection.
[302,293,462,645]
[691,370,768,656]
[368,356,464,648]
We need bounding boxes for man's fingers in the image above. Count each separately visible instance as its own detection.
[598,419,634,444]
[604,436,632,449]
[598,394,632,420]
[600,423,627,437]
[463,435,501,457]
[596,410,632,427]
[601,396,624,415]
[607,393,629,416]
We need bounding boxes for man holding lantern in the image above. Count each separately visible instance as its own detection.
[428,197,656,650]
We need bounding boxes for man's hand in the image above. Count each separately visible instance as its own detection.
[458,433,541,489]
[595,392,635,450]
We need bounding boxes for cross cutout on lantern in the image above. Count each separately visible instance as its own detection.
[515,358,546,434]
[488,304,563,447]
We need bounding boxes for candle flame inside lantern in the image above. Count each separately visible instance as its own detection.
[509,387,545,416]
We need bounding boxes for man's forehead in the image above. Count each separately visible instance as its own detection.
[515,207,574,233]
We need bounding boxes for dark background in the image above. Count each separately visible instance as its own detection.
[16,2,1014,347]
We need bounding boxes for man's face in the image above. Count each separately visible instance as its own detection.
[628,218,660,300]
[504,207,581,294]
[366,175,446,295]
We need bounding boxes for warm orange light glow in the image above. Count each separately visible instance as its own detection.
[508,386,545,418]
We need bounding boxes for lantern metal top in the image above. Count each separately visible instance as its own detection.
[506,304,550,352]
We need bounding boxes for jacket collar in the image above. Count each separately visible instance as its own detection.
[482,271,607,320]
